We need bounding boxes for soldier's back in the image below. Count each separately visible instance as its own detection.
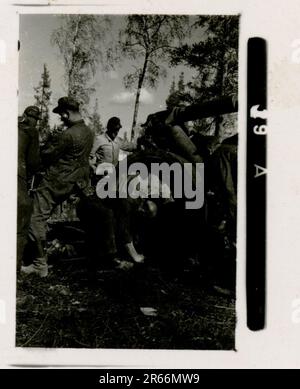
[65,120,94,162]
[18,119,40,182]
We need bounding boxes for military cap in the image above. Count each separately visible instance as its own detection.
[53,96,80,114]
[107,116,121,129]
[24,106,41,120]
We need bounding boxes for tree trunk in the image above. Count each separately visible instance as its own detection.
[131,53,149,140]
[68,17,81,96]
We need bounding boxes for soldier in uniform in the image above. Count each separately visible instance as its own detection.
[17,106,41,271]
[21,97,94,277]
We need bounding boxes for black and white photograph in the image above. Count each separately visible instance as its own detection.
[15,13,239,350]
[1,0,300,371]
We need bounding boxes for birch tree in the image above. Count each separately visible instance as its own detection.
[118,15,189,137]
[51,15,111,115]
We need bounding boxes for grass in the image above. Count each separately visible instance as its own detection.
[16,256,235,350]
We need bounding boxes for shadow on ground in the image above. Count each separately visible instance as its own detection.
[16,257,235,350]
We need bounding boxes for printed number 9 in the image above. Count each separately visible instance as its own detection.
[253,125,267,135]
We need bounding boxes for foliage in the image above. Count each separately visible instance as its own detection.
[165,72,192,110]
[88,98,104,135]
[118,15,190,133]
[170,15,239,99]
[169,15,239,136]
[177,71,185,93]
[34,64,52,144]
[51,15,112,115]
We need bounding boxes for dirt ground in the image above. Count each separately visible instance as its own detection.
[16,257,235,350]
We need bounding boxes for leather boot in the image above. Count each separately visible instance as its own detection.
[21,257,48,278]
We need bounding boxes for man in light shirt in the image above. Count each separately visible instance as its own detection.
[89,117,144,264]
[90,117,136,170]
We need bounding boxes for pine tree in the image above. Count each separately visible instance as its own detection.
[170,16,239,100]
[177,72,185,93]
[169,76,176,95]
[169,15,239,136]
[165,73,191,109]
[34,64,52,143]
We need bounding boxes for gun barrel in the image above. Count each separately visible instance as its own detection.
[177,96,238,122]
[168,125,203,163]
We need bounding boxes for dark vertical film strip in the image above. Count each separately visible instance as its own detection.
[247,38,267,330]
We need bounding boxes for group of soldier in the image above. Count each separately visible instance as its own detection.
[18,96,144,278]
[18,94,238,280]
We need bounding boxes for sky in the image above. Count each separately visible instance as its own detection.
[19,14,200,137]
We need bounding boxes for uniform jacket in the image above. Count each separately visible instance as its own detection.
[41,119,93,200]
[18,118,40,185]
